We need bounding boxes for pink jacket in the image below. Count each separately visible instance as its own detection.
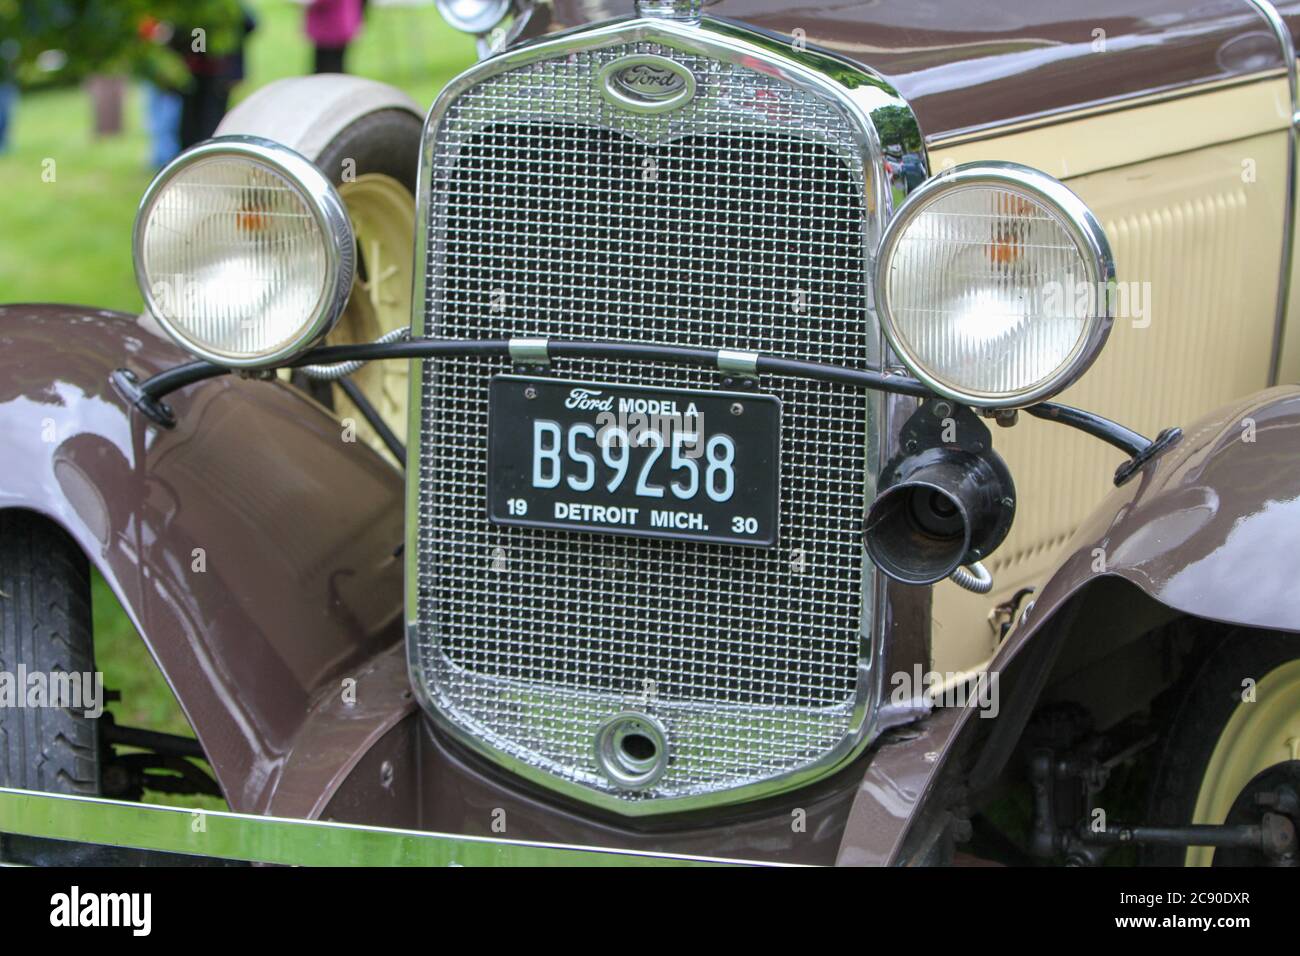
[306,0,363,48]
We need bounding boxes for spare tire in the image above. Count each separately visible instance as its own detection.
[218,77,424,463]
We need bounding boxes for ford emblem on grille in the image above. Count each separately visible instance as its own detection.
[598,54,696,113]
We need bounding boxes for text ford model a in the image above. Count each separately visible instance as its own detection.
[3,0,1300,868]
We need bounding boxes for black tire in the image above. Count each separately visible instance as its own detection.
[0,511,106,864]
[1143,629,1298,865]
[0,510,98,795]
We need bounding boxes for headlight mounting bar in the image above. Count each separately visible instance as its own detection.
[115,336,1179,484]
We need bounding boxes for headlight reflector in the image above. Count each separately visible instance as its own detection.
[134,136,353,368]
[876,162,1114,407]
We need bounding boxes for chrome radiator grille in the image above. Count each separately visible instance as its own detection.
[413,38,881,808]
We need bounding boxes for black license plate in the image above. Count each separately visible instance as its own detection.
[487,376,780,547]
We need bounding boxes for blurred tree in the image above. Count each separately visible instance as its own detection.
[0,0,247,89]
[872,104,924,155]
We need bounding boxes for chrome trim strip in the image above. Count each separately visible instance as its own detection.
[1243,0,1297,385]
[405,15,926,816]
[132,135,354,369]
[0,787,760,866]
[874,161,1116,409]
[1245,0,1300,124]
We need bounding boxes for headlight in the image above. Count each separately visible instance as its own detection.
[133,136,353,368]
[435,0,512,34]
[875,161,1115,408]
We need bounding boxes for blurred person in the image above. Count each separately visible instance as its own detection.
[138,16,182,168]
[0,81,14,154]
[175,5,256,148]
[306,0,364,74]
[145,82,182,167]
[86,73,127,137]
[0,38,17,155]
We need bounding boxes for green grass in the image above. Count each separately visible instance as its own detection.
[1,1,474,807]
[0,0,472,309]
[93,572,228,811]
[0,86,152,310]
[243,0,469,108]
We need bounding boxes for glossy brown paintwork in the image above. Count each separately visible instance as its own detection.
[0,305,405,813]
[298,495,934,862]
[6,305,1299,863]
[857,387,1300,863]
[836,706,963,866]
[317,387,1300,862]
[543,1,1293,142]
[0,304,930,861]
[294,626,937,864]
[1016,386,1300,636]
[321,645,864,866]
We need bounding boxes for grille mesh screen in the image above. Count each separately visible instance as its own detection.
[415,41,879,803]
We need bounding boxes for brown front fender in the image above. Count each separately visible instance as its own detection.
[0,305,406,812]
[1018,385,1300,638]
[875,385,1300,862]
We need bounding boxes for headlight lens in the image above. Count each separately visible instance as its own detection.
[876,162,1114,408]
[134,137,353,368]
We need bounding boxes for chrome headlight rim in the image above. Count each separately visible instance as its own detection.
[435,0,513,35]
[132,135,354,370]
[875,160,1116,409]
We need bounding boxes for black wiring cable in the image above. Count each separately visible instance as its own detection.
[129,337,1157,459]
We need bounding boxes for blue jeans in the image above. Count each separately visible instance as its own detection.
[144,84,182,168]
[0,83,16,154]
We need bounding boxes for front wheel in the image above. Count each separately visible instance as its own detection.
[0,511,102,864]
[1145,629,1300,866]
[0,510,98,796]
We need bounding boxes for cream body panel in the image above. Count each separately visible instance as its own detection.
[928,76,1290,178]
[926,118,1288,676]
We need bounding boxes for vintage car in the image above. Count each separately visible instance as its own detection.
[2,0,1299,867]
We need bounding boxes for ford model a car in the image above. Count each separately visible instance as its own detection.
[2,0,1300,867]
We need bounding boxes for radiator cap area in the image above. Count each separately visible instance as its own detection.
[636,0,703,22]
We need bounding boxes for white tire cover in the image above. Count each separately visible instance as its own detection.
[216,75,422,162]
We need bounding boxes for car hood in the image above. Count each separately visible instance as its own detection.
[545,0,1295,142]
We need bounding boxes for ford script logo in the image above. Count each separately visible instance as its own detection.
[565,387,614,412]
[598,55,696,113]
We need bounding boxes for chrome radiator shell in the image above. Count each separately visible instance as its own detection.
[405,16,923,814]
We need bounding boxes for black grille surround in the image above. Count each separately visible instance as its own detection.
[412,38,886,809]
